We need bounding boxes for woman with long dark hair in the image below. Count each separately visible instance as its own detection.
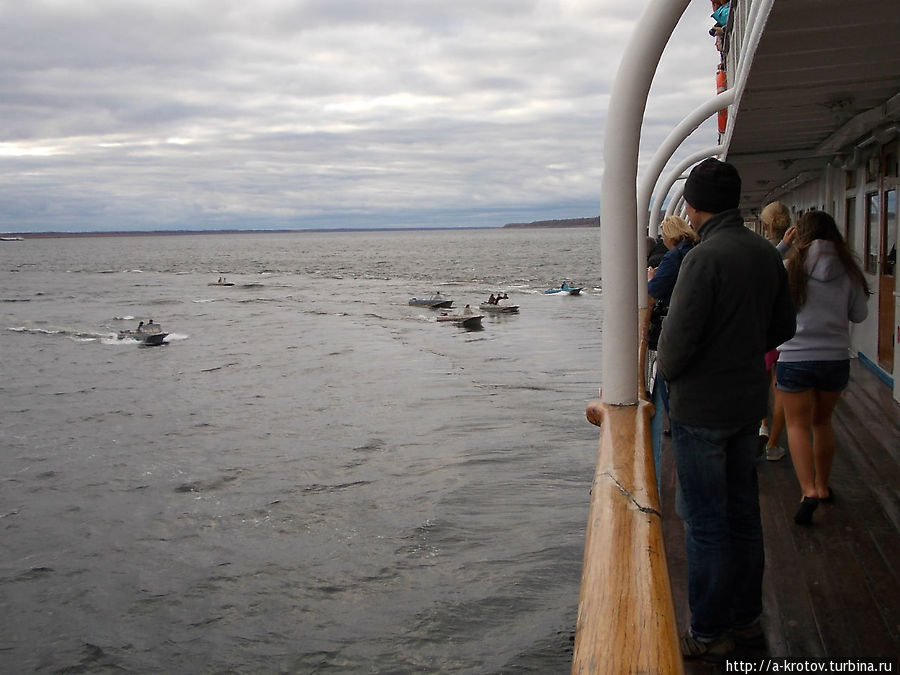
[776,210,870,525]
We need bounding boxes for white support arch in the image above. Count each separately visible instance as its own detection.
[637,94,735,239]
[649,145,723,237]
[599,0,692,405]
[667,187,686,219]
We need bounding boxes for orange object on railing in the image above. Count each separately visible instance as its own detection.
[716,65,728,135]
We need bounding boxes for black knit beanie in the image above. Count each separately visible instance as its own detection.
[684,158,741,213]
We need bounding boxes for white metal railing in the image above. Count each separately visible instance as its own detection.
[599,0,692,405]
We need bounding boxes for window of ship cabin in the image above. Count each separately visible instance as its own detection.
[866,155,880,183]
[845,196,856,244]
[866,192,879,274]
[883,142,898,178]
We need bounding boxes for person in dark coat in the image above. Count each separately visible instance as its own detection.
[657,158,796,660]
[647,235,668,268]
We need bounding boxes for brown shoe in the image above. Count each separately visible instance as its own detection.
[681,631,735,661]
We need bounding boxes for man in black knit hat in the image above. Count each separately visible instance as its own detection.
[657,158,796,660]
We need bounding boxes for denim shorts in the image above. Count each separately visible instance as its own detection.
[776,359,850,393]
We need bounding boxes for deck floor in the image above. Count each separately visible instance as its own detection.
[660,358,900,672]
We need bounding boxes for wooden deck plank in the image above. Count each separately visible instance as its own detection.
[662,358,900,668]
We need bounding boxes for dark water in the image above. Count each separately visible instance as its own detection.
[0,229,605,673]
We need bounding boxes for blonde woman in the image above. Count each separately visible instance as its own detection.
[647,215,700,487]
[761,201,792,247]
[759,201,793,460]
[648,216,700,304]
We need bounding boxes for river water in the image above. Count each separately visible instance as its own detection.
[0,228,606,673]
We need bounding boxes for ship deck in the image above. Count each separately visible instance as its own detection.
[660,358,900,671]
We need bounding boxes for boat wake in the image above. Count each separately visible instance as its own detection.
[9,325,110,342]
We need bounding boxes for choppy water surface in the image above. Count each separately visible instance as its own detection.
[1,229,605,673]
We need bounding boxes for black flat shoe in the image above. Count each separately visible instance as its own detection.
[820,488,835,504]
[794,496,819,525]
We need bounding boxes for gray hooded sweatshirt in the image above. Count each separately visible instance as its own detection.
[777,239,868,362]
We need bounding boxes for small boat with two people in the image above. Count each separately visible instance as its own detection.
[544,281,582,295]
[479,292,519,314]
[117,320,168,346]
[208,277,234,286]
[436,305,484,329]
[409,292,454,309]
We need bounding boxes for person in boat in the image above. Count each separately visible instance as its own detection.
[776,211,870,525]
[463,304,473,315]
[646,215,699,487]
[656,158,796,659]
[488,294,496,305]
[135,321,144,333]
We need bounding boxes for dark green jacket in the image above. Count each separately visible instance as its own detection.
[657,208,796,428]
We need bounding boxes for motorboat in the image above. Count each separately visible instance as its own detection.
[544,282,582,295]
[480,292,519,313]
[436,307,484,329]
[409,293,454,309]
[117,321,168,346]
[208,278,234,286]
[479,301,519,314]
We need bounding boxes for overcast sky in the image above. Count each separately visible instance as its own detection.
[1,0,721,233]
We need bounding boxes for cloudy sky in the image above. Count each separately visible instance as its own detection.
[1,0,720,233]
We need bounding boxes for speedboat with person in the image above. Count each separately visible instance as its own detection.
[544,282,582,295]
[436,305,484,329]
[409,292,454,309]
[117,320,168,346]
[479,293,519,313]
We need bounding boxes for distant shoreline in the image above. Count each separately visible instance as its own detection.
[2,218,599,239]
[2,227,490,239]
[502,217,599,229]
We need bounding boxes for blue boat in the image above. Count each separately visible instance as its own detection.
[544,282,582,295]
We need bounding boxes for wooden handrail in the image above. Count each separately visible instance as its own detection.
[574,309,682,674]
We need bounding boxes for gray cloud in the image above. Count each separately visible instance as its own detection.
[0,0,721,232]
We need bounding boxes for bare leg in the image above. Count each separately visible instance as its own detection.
[768,387,786,448]
[782,390,817,499]
[760,370,775,431]
[811,389,842,499]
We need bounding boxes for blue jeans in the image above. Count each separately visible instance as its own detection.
[671,420,764,639]
[650,374,668,494]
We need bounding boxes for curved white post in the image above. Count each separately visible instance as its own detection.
[637,92,735,237]
[600,0,691,405]
[649,145,723,236]
[666,186,686,219]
